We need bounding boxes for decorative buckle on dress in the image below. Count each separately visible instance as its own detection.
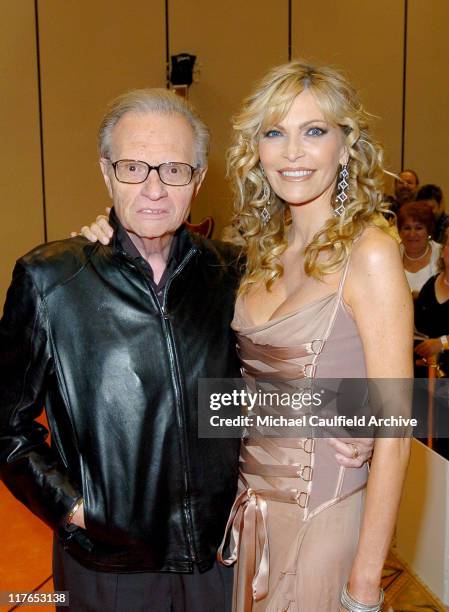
[310,339,324,355]
[299,438,315,454]
[297,465,313,482]
[294,491,309,508]
[303,363,316,378]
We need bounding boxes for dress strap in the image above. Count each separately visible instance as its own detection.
[308,256,351,373]
[314,257,350,352]
[336,256,351,301]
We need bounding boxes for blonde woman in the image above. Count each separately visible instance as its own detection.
[212,61,412,612]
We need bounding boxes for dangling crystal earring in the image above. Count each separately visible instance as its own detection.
[259,164,272,224]
[260,182,271,225]
[261,182,272,224]
[334,163,349,217]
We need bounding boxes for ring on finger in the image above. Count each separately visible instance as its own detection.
[350,443,359,460]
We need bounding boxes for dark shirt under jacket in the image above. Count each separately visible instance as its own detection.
[114,210,180,303]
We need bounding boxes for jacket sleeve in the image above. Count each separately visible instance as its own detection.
[0,260,81,531]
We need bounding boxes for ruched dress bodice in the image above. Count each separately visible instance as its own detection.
[218,268,369,611]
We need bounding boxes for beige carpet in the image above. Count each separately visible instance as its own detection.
[382,549,448,611]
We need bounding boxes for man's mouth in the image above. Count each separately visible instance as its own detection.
[138,208,167,215]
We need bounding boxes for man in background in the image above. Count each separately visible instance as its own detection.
[394,168,419,208]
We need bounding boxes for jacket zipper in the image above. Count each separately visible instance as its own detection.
[129,247,199,563]
[161,249,198,562]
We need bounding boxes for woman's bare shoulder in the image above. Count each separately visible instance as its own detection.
[351,226,401,273]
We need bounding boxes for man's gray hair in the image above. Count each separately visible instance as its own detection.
[98,88,210,168]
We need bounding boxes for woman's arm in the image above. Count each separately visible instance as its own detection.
[344,227,413,605]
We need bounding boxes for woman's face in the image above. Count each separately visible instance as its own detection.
[258,89,347,208]
[399,217,429,254]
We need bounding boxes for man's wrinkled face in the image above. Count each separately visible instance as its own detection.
[100,111,206,240]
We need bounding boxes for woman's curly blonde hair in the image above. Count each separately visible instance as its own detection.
[228,59,386,294]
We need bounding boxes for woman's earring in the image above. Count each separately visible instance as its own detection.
[261,182,272,224]
[334,164,349,217]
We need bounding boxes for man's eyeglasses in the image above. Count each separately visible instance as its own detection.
[108,159,198,186]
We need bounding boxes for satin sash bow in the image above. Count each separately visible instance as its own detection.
[217,488,270,608]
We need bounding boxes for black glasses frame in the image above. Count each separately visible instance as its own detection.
[108,159,197,186]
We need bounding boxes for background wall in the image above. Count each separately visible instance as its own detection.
[0,2,44,305]
[404,0,449,195]
[38,0,166,240]
[1,0,448,305]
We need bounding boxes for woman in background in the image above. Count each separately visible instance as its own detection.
[397,201,440,297]
[414,228,449,458]
[216,60,411,611]
[415,227,449,375]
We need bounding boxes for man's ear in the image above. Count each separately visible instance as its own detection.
[99,158,113,199]
[192,166,208,199]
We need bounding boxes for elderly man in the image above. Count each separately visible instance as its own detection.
[0,89,241,611]
[0,88,370,611]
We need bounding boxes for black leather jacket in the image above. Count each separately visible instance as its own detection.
[0,224,241,572]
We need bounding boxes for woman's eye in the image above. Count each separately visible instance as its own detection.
[264,129,282,138]
[307,127,325,136]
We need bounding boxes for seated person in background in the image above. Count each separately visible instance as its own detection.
[398,201,440,297]
[416,184,448,244]
[415,227,449,376]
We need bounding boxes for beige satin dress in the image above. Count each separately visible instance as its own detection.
[218,264,369,611]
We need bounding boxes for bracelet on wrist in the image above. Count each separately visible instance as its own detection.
[66,497,83,528]
[340,583,384,612]
[440,335,449,351]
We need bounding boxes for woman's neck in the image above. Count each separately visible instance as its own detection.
[287,197,333,251]
[403,243,430,260]
[402,242,432,273]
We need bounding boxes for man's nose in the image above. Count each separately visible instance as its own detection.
[141,168,167,198]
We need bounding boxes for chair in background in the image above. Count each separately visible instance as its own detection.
[185,216,214,238]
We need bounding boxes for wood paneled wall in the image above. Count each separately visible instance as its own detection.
[1,0,448,305]
[1,2,44,303]
[38,0,166,240]
[404,0,449,194]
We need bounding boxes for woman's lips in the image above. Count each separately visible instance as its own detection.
[278,168,315,180]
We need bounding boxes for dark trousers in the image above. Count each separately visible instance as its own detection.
[53,539,233,612]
